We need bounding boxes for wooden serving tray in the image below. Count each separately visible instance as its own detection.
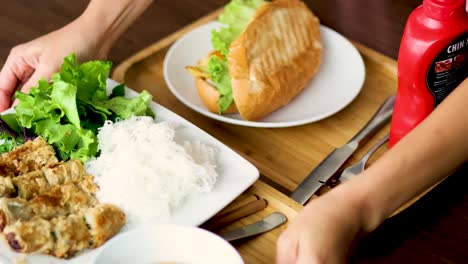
[111,8,442,263]
[112,9,397,193]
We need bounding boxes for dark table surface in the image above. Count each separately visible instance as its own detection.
[1,0,467,263]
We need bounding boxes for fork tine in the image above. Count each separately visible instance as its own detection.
[339,133,389,182]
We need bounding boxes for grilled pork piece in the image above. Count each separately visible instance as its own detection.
[0,137,58,177]
[4,204,125,258]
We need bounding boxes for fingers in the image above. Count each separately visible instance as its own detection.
[21,65,56,95]
[276,231,299,264]
[0,46,38,111]
[0,58,21,111]
[0,59,56,111]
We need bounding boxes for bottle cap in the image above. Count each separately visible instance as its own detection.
[423,0,466,20]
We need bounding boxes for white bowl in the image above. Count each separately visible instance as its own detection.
[93,225,244,264]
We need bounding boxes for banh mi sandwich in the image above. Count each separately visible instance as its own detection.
[185,0,322,121]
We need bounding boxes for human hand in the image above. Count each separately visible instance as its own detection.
[276,188,364,264]
[0,17,111,111]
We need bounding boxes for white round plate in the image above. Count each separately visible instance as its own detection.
[93,225,244,264]
[163,21,365,128]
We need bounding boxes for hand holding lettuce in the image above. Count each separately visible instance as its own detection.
[0,54,154,161]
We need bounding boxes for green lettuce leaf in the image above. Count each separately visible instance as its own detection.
[110,84,126,99]
[55,54,111,102]
[0,116,23,154]
[97,90,154,119]
[9,53,154,162]
[50,81,80,128]
[0,133,23,154]
[0,114,21,134]
[77,101,109,131]
[208,56,233,113]
[212,0,267,56]
[209,0,267,113]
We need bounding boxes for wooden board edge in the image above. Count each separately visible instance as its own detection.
[250,180,303,213]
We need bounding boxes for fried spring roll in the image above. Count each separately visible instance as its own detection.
[42,160,84,186]
[74,174,99,194]
[84,204,126,248]
[0,198,34,230]
[3,217,54,254]
[0,137,58,177]
[4,204,125,258]
[0,177,15,197]
[0,182,98,229]
[6,161,97,200]
[30,182,98,217]
[51,214,90,258]
[12,171,49,200]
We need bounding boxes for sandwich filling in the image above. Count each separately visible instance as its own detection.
[209,0,268,113]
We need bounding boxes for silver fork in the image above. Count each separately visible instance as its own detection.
[339,133,389,181]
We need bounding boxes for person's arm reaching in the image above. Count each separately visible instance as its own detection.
[0,0,153,111]
[277,77,468,263]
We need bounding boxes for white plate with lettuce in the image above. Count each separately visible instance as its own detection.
[163,1,366,128]
[0,55,259,263]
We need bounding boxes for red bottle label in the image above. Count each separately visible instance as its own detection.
[426,33,468,107]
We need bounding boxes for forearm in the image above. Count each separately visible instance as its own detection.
[76,0,153,55]
[341,78,468,232]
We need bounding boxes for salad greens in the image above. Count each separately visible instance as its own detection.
[0,119,24,153]
[209,0,268,113]
[0,133,23,153]
[0,54,154,161]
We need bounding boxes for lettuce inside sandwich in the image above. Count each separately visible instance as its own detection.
[205,0,268,113]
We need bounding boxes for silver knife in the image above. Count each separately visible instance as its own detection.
[219,212,287,242]
[290,96,396,205]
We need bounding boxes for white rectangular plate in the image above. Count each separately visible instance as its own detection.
[0,79,259,263]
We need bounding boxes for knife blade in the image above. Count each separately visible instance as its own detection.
[290,95,396,205]
[290,143,357,204]
[219,212,287,242]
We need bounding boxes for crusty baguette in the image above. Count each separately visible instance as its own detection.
[229,0,322,120]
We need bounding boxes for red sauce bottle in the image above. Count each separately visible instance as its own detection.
[389,0,468,147]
